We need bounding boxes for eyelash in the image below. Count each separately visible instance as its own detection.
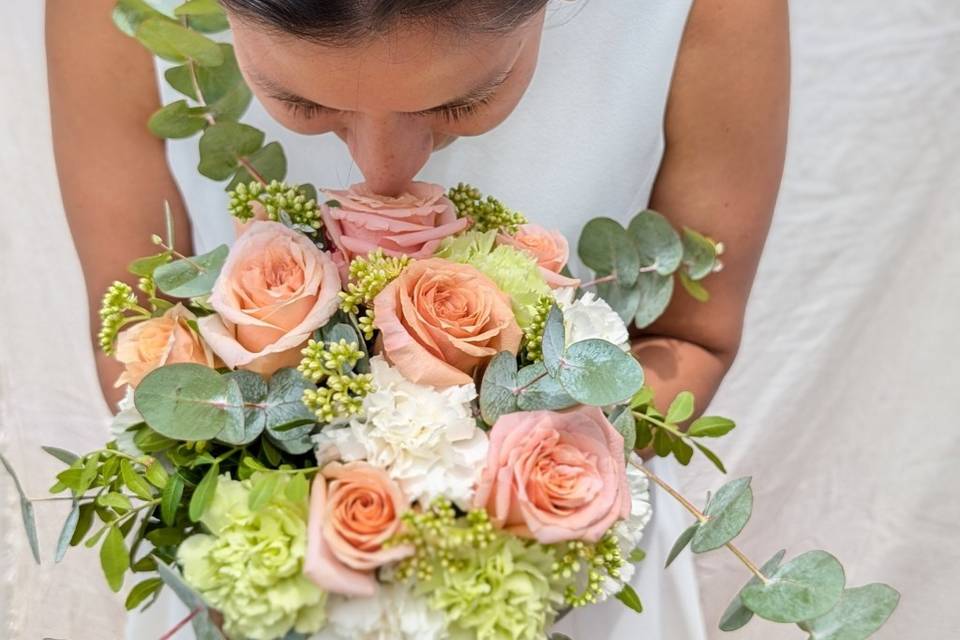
[279,94,493,122]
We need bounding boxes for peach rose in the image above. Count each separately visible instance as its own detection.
[320,181,469,262]
[304,462,413,597]
[198,221,341,376]
[497,223,579,288]
[114,303,215,387]
[473,406,631,544]
[373,258,522,387]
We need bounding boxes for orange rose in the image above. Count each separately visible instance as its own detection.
[198,221,341,376]
[497,223,579,288]
[373,258,523,387]
[304,462,413,597]
[114,303,214,387]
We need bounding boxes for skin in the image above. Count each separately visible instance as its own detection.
[46,0,790,421]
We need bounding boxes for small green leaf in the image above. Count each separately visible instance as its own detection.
[557,339,645,406]
[681,227,717,281]
[652,427,674,457]
[666,391,695,423]
[679,269,710,302]
[672,437,694,465]
[665,522,700,568]
[135,363,243,441]
[175,0,224,16]
[227,142,287,191]
[144,461,169,489]
[615,584,644,613]
[691,477,753,553]
[629,386,654,409]
[634,421,653,450]
[628,547,647,563]
[135,17,223,65]
[0,453,41,564]
[719,549,787,631]
[154,244,228,298]
[148,100,208,139]
[190,463,220,522]
[689,416,736,438]
[41,446,80,466]
[85,525,109,549]
[741,551,846,623]
[128,251,172,278]
[285,473,309,503]
[100,526,130,592]
[550,634,574,640]
[161,473,184,526]
[98,492,134,512]
[112,0,169,37]
[248,473,281,511]
[801,583,900,640]
[146,527,184,547]
[627,210,683,275]
[198,122,265,180]
[125,577,164,611]
[261,437,282,467]
[578,217,641,286]
[121,460,155,501]
[693,441,727,473]
[515,362,578,412]
[633,271,675,329]
[70,503,95,546]
[479,352,519,426]
[540,304,566,377]
[134,428,176,453]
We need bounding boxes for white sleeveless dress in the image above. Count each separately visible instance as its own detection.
[134,1,708,638]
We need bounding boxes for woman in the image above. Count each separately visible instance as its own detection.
[46,0,789,637]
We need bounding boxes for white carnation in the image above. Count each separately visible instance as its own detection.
[598,465,652,601]
[110,386,144,456]
[553,288,631,350]
[310,582,445,640]
[314,356,487,509]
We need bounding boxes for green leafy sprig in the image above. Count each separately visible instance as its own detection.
[448,182,527,234]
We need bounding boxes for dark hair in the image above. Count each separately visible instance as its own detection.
[220,0,550,44]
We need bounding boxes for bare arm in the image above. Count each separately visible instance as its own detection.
[46,0,192,407]
[635,0,790,419]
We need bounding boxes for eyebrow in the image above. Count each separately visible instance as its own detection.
[250,67,513,115]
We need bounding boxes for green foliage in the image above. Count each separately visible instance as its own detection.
[719,549,787,631]
[740,550,846,623]
[189,463,219,522]
[615,584,643,614]
[799,583,900,640]
[578,217,641,287]
[125,576,164,611]
[515,362,577,412]
[665,522,699,569]
[100,525,130,592]
[97,281,150,355]
[135,17,224,66]
[690,477,753,553]
[610,406,638,455]
[55,500,81,562]
[479,351,520,426]
[521,295,554,363]
[628,210,683,275]
[448,182,526,233]
[134,363,244,441]
[227,142,287,189]
[112,0,169,37]
[0,452,41,564]
[339,249,412,314]
[165,44,251,121]
[555,339,645,406]
[156,562,226,639]
[681,227,719,280]
[540,304,565,377]
[228,180,322,234]
[198,122,265,180]
[632,271,674,329]
[153,243,228,298]
[148,99,208,138]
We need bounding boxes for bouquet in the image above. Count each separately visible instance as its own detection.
[1,2,899,640]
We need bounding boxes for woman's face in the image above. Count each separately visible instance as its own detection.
[230,12,547,196]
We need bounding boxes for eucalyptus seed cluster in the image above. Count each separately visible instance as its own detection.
[297,338,364,383]
[447,182,527,234]
[97,281,141,354]
[301,373,373,422]
[523,295,555,363]
[228,180,321,231]
[391,499,497,582]
[553,534,626,607]
[339,249,412,339]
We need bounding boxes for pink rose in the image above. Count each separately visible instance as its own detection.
[304,462,413,597]
[473,406,631,544]
[320,182,469,262]
[114,303,215,387]
[373,258,523,387]
[497,223,579,288]
[198,221,341,376]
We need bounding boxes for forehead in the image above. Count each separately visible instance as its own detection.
[230,19,534,113]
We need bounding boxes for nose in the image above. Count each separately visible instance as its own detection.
[344,114,434,197]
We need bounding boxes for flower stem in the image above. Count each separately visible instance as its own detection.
[159,606,203,640]
[629,456,769,585]
[580,273,617,288]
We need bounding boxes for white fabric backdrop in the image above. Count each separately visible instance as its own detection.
[1,1,958,639]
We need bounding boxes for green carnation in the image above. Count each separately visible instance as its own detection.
[177,474,326,640]
[436,230,550,329]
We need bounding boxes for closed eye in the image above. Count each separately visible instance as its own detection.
[278,97,337,119]
[417,94,495,123]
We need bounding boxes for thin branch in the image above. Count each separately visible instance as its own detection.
[159,607,202,640]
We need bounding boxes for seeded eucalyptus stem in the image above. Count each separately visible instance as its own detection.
[631,460,769,584]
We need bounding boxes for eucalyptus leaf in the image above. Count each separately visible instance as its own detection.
[100,526,130,592]
[615,584,643,614]
[666,391,695,423]
[135,363,243,441]
[682,227,717,281]
[135,17,223,66]
[665,522,700,568]
[679,270,710,302]
[719,549,787,631]
[689,416,736,438]
[633,271,674,329]
[578,217,641,286]
[556,339,644,406]
[156,563,225,640]
[148,100,208,139]
[515,362,578,412]
[175,0,223,15]
[479,352,519,426]
[610,406,638,455]
[691,477,753,553]
[263,369,316,437]
[267,433,315,456]
[627,210,683,275]
[198,122,265,180]
[153,244,228,298]
[596,279,642,324]
[128,251,172,278]
[540,304,566,377]
[220,370,269,445]
[227,142,287,190]
[166,44,252,121]
[112,0,170,37]
[801,583,900,640]
[741,550,846,623]
[41,446,80,466]
[0,452,41,564]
